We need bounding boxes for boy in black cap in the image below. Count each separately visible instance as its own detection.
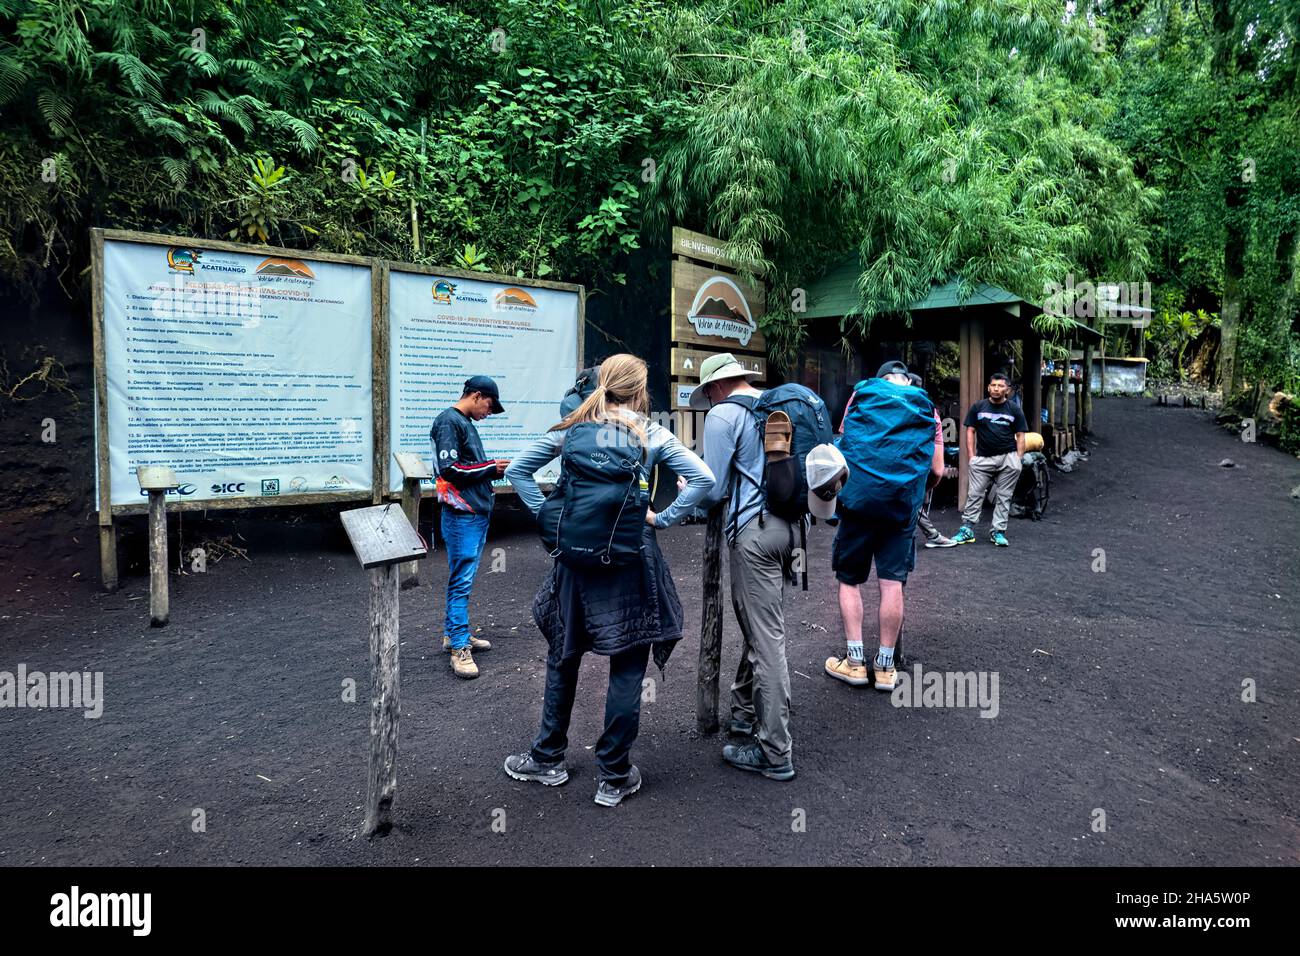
[431,375,507,679]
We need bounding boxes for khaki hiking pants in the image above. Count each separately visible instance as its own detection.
[961,452,1023,533]
[729,514,794,763]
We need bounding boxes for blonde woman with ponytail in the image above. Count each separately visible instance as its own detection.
[504,354,713,807]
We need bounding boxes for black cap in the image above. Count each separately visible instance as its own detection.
[907,372,924,389]
[464,375,504,414]
[877,360,910,379]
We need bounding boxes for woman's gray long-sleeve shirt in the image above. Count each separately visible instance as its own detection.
[505,410,714,528]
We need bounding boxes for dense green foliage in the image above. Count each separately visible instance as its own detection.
[0,0,1296,414]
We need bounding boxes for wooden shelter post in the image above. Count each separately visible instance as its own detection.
[957,318,985,507]
[1022,334,1042,435]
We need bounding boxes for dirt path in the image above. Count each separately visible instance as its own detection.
[1,397,1297,866]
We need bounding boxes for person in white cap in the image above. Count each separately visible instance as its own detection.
[690,352,795,781]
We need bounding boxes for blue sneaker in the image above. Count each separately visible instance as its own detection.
[952,525,976,545]
[722,740,795,781]
[990,530,1009,547]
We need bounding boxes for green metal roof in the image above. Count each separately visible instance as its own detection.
[801,256,1102,342]
[802,257,1026,320]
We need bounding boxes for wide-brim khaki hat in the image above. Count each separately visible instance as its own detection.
[689,353,762,411]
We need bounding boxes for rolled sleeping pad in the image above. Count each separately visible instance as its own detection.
[1024,431,1044,453]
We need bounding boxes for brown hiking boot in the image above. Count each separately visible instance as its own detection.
[442,634,492,652]
[450,647,479,680]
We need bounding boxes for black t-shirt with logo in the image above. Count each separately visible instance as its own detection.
[963,398,1028,456]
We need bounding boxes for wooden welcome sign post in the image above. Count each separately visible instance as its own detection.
[669,227,768,735]
[135,466,178,627]
[340,503,428,837]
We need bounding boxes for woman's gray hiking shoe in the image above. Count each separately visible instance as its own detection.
[503,752,569,786]
[722,740,796,781]
[594,766,642,807]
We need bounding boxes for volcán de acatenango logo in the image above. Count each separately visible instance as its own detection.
[687,276,757,347]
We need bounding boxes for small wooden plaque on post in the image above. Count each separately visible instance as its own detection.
[393,452,433,482]
[340,503,428,569]
[136,465,179,491]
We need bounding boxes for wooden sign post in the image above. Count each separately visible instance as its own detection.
[392,452,433,589]
[696,502,724,734]
[670,227,768,735]
[340,503,428,838]
[135,466,179,628]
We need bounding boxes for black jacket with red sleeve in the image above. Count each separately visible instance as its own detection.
[430,407,496,515]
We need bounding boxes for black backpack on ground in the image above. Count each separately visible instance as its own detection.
[722,384,833,534]
[537,419,649,568]
[1010,450,1050,520]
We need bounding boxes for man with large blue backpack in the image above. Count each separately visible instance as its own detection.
[825,361,944,691]
[690,353,833,781]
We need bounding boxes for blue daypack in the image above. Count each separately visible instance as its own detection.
[723,383,833,535]
[837,379,936,524]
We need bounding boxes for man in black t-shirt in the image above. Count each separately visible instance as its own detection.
[951,372,1027,547]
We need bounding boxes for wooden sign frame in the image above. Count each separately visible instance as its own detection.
[381,260,584,498]
[90,228,585,590]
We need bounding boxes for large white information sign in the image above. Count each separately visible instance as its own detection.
[388,270,579,493]
[99,239,373,507]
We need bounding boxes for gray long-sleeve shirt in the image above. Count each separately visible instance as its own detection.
[699,395,766,541]
[505,410,714,528]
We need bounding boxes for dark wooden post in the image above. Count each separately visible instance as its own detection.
[1081,329,1095,434]
[340,504,428,838]
[366,561,400,835]
[1022,334,1042,434]
[136,466,178,628]
[696,502,724,734]
[99,522,118,593]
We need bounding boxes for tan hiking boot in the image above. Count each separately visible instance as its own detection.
[873,664,898,691]
[450,647,479,680]
[764,410,792,458]
[825,656,871,686]
[442,634,492,652]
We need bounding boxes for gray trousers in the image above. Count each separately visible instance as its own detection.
[961,453,1023,532]
[729,515,794,763]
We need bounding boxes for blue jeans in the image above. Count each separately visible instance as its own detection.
[441,510,490,649]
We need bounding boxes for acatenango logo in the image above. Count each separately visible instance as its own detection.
[0,665,103,718]
[166,247,201,273]
[50,886,151,936]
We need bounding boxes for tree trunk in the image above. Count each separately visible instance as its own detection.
[1213,0,1247,400]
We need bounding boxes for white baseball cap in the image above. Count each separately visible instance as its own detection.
[805,443,848,519]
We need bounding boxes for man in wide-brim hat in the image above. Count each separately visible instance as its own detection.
[691,352,797,782]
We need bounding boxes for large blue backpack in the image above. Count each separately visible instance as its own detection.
[837,379,935,524]
[723,383,833,536]
[537,419,649,568]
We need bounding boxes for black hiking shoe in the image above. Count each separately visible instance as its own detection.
[503,752,569,786]
[722,740,795,781]
[727,717,756,737]
[594,766,642,807]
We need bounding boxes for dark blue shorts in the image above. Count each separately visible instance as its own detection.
[832,508,915,585]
